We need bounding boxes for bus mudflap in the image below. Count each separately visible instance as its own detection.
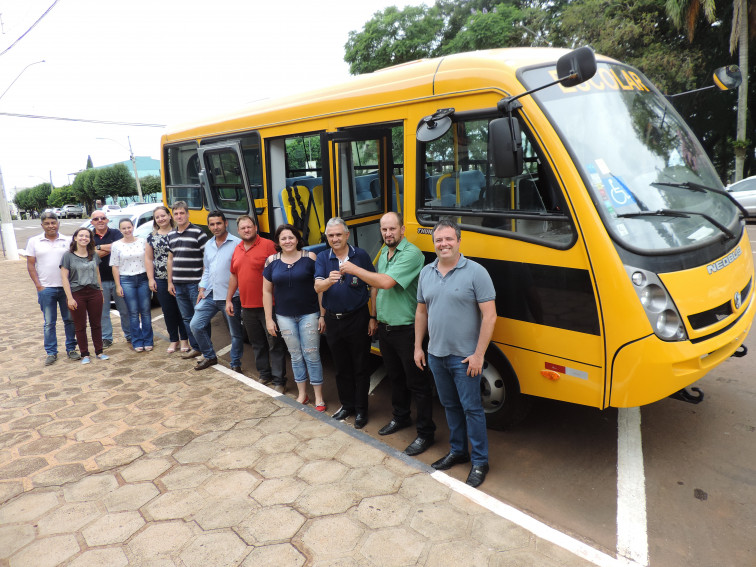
[730,345,748,358]
[669,387,705,404]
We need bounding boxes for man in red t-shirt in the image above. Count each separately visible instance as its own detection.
[226,215,287,392]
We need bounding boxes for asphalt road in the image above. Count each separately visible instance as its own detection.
[6,217,755,566]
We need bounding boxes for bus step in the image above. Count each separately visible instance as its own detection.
[731,345,748,358]
[669,387,704,404]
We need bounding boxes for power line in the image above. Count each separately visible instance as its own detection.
[0,0,61,57]
[0,111,165,127]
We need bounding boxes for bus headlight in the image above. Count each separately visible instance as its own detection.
[625,265,688,342]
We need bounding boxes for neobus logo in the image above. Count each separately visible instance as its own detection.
[707,246,742,274]
[417,228,433,235]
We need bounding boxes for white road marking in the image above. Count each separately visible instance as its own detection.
[151,314,165,322]
[368,366,386,394]
[616,407,649,566]
[216,344,232,356]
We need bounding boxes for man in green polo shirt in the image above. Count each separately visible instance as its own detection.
[340,212,436,456]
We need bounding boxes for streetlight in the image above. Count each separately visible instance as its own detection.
[0,60,46,102]
[96,136,143,201]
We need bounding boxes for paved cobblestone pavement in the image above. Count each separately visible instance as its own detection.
[0,259,598,566]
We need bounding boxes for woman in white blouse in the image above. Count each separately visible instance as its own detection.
[111,218,153,352]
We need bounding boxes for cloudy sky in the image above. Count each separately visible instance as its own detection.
[0,0,426,195]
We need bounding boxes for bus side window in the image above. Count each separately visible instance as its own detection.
[164,143,203,209]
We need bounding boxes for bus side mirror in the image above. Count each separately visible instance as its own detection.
[713,65,741,91]
[489,117,523,178]
[556,46,597,87]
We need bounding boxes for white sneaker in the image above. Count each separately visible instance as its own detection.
[96,354,109,361]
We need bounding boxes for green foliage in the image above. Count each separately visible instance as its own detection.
[441,4,527,54]
[139,175,162,197]
[94,163,136,199]
[47,185,78,208]
[13,183,52,212]
[86,155,93,169]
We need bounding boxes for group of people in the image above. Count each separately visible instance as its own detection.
[27,205,497,487]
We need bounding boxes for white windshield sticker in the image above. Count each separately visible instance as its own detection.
[688,226,715,241]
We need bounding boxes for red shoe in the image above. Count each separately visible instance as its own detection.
[315,403,327,413]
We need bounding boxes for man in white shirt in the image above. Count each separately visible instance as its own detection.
[26,212,80,366]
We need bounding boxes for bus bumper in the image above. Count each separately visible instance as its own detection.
[609,294,754,408]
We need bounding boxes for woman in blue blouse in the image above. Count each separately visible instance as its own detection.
[263,224,326,410]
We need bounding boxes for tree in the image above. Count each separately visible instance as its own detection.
[48,185,78,208]
[86,155,93,169]
[94,164,136,201]
[666,0,751,180]
[441,3,527,54]
[139,175,162,198]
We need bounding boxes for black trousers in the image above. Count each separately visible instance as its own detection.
[378,323,436,439]
[325,305,371,413]
[242,307,287,386]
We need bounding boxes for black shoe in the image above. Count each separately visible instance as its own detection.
[231,366,242,373]
[466,464,489,488]
[331,407,355,421]
[257,376,273,386]
[182,349,202,359]
[194,357,218,370]
[103,339,113,349]
[404,436,434,456]
[378,418,412,436]
[431,451,470,471]
[354,413,368,429]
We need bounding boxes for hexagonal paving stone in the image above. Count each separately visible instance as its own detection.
[32,464,88,487]
[63,473,119,502]
[295,483,360,517]
[180,531,250,567]
[399,473,451,504]
[471,513,532,551]
[121,457,172,482]
[0,491,59,523]
[17,436,67,456]
[410,501,471,541]
[89,407,132,422]
[0,524,35,559]
[143,488,207,520]
[82,510,145,546]
[202,470,261,499]
[8,414,53,430]
[123,410,166,426]
[294,434,349,461]
[94,446,144,468]
[291,418,335,440]
[128,520,194,561]
[254,432,300,455]
[343,465,401,497]
[0,430,36,450]
[174,440,223,464]
[0,482,23,504]
[114,427,159,446]
[253,414,301,435]
[300,516,364,557]
[254,452,304,478]
[54,441,104,462]
[360,526,426,566]
[235,506,306,545]
[28,400,68,414]
[216,428,263,448]
[151,429,196,448]
[356,494,411,529]
[240,543,305,567]
[425,538,494,567]
[160,464,212,490]
[297,460,347,485]
[74,423,120,442]
[337,442,386,468]
[103,393,142,407]
[251,477,307,506]
[194,497,259,530]
[67,547,129,567]
[103,483,160,512]
[209,446,262,470]
[9,533,80,567]
[36,501,101,535]
[55,403,99,419]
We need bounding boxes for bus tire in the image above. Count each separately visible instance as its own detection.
[480,345,531,430]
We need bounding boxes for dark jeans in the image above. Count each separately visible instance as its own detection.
[71,286,104,357]
[174,282,200,351]
[325,305,371,413]
[378,323,436,439]
[155,278,187,343]
[37,286,77,355]
[242,307,287,385]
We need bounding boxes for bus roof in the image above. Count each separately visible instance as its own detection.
[163,47,613,143]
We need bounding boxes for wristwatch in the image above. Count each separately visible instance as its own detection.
[96,245,101,250]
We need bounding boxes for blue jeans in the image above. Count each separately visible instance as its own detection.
[190,293,244,367]
[101,280,131,342]
[155,278,187,343]
[37,287,77,355]
[427,354,489,466]
[120,273,153,349]
[174,283,200,351]
[277,312,323,385]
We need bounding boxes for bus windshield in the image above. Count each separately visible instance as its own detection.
[521,62,740,253]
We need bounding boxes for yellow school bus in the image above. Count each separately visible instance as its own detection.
[160,47,753,428]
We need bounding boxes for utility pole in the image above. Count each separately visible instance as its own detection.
[0,164,20,261]
[128,136,143,201]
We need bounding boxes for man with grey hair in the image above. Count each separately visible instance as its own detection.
[26,211,79,365]
[314,217,376,428]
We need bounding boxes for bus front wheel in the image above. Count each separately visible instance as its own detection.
[480,347,531,430]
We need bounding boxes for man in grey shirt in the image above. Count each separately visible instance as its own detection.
[414,219,497,488]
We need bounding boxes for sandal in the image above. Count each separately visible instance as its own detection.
[145,346,153,352]
[315,403,327,413]
[166,342,178,353]
[297,396,310,405]
[134,347,144,352]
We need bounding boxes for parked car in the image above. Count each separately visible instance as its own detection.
[80,203,156,232]
[100,204,121,213]
[61,204,84,219]
[727,176,756,217]
[52,207,63,217]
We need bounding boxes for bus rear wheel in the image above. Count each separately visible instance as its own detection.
[480,347,531,430]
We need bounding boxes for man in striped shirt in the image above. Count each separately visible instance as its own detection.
[167,201,208,359]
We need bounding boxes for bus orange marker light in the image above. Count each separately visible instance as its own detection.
[541,370,561,381]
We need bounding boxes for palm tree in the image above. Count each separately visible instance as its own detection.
[666,0,750,181]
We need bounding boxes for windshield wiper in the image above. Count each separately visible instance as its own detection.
[651,181,750,218]
[617,209,736,240]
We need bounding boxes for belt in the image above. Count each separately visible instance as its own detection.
[377,322,414,332]
[325,308,363,320]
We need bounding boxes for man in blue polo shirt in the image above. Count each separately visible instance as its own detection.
[314,217,376,429]
[189,211,242,371]
[414,219,497,488]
